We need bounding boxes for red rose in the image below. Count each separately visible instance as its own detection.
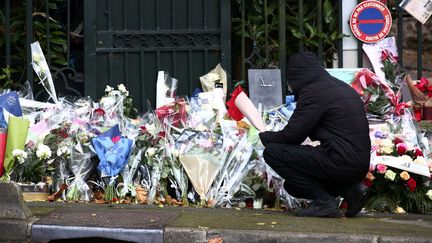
[414,148,423,158]
[396,143,408,155]
[407,178,417,192]
[363,179,373,188]
[393,137,404,145]
[340,201,348,209]
[94,108,106,117]
[140,125,147,132]
[158,131,166,138]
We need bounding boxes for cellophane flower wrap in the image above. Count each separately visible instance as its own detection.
[206,120,255,206]
[92,125,133,202]
[178,129,224,202]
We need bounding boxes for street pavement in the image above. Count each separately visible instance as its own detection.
[23,202,432,243]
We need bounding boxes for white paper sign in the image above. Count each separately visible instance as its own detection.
[156,71,178,109]
[400,0,432,24]
[372,155,430,177]
[362,37,398,80]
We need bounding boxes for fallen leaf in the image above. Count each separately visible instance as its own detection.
[198,226,209,230]
[46,183,68,202]
[256,222,265,226]
[91,213,96,217]
[208,237,223,243]
[271,221,277,225]
[234,207,241,211]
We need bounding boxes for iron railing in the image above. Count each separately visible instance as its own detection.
[237,0,427,98]
[1,0,82,99]
[1,0,429,99]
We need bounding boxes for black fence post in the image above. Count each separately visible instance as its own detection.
[417,21,423,79]
[26,0,33,87]
[279,0,286,97]
[5,0,11,67]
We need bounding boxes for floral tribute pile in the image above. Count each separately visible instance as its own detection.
[0,42,298,210]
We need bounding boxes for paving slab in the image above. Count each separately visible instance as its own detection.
[31,206,179,243]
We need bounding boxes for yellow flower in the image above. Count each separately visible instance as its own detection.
[366,172,375,181]
[384,170,396,181]
[395,206,406,214]
[399,171,410,181]
[380,146,393,155]
[413,156,427,165]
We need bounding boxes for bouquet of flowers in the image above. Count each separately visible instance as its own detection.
[365,129,432,213]
[92,125,133,202]
[406,75,432,121]
[178,130,224,203]
[351,50,408,120]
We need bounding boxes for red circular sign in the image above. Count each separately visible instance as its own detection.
[350,1,392,43]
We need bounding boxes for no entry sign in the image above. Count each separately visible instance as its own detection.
[350,1,392,43]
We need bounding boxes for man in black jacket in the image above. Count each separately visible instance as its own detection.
[259,52,371,218]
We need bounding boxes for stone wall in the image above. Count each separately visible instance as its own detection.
[389,17,432,77]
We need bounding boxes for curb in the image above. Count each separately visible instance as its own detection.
[164,227,432,243]
[0,182,32,242]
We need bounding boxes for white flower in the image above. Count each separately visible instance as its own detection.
[117,84,128,94]
[105,85,114,93]
[56,146,70,157]
[36,144,52,160]
[413,156,427,165]
[171,148,180,158]
[32,53,41,63]
[146,147,157,157]
[426,190,432,200]
[399,155,413,163]
[380,139,393,148]
[12,149,27,164]
[77,132,90,144]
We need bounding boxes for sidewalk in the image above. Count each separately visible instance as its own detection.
[25,202,432,243]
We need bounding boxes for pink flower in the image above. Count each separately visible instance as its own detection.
[377,164,387,174]
[396,143,408,155]
[112,136,121,143]
[369,164,376,172]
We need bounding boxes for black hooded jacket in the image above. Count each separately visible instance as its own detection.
[259,52,371,166]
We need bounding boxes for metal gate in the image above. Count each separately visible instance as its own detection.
[84,0,231,110]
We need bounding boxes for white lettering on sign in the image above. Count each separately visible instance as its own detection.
[349,0,392,43]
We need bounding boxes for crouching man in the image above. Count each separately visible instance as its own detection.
[260,52,371,218]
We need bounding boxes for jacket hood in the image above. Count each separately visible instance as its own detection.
[286,52,330,95]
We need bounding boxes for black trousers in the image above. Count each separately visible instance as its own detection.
[263,143,366,201]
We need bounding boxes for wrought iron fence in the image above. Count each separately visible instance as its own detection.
[0,0,83,99]
[1,0,429,101]
[235,0,428,98]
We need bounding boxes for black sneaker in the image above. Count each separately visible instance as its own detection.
[344,182,369,217]
[295,198,343,218]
